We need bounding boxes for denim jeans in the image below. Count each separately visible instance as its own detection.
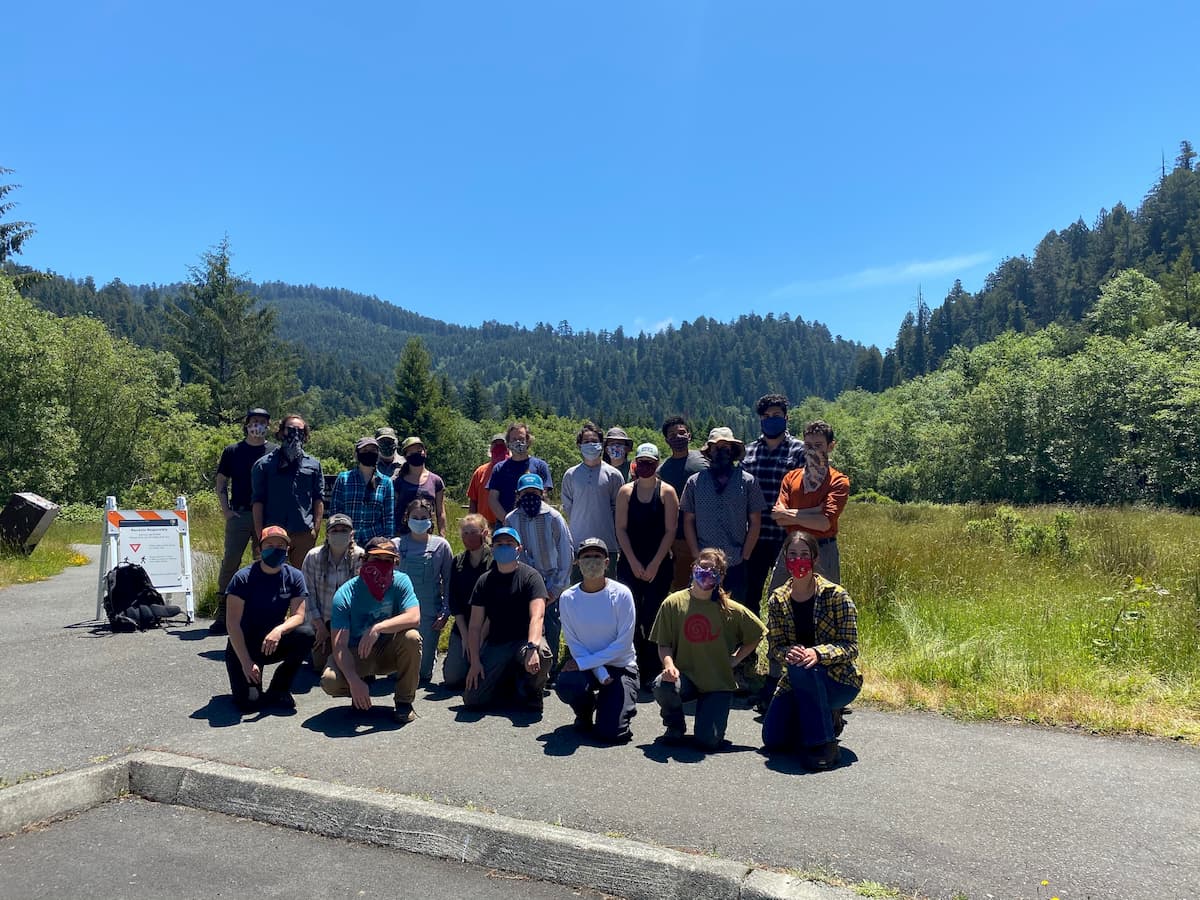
[417,606,442,683]
[543,599,562,667]
[762,663,860,750]
[652,672,733,750]
[555,667,638,742]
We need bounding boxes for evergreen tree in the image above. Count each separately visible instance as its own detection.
[0,168,34,264]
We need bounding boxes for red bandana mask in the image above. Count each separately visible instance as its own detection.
[360,559,394,600]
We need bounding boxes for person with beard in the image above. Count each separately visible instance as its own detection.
[251,414,325,569]
[329,436,395,545]
[679,427,768,606]
[320,537,423,724]
[223,526,315,714]
[761,530,860,771]
[374,427,402,478]
[211,407,275,635]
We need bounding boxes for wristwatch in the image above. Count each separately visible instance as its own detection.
[521,641,538,656]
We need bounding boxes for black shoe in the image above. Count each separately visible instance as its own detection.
[393,702,416,724]
[573,711,594,733]
[234,687,260,713]
[263,689,295,711]
[802,740,841,770]
[832,707,847,738]
[662,724,686,744]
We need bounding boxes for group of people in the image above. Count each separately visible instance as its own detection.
[211,394,860,770]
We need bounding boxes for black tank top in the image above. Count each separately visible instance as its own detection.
[627,481,666,565]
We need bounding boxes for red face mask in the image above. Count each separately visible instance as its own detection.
[634,460,658,479]
[360,559,395,600]
[786,557,814,579]
[490,444,508,463]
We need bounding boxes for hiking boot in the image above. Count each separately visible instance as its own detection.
[803,740,841,771]
[393,702,416,724]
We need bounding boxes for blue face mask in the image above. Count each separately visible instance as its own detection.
[261,546,288,568]
[580,441,603,461]
[760,415,787,438]
[408,518,433,535]
[493,543,519,565]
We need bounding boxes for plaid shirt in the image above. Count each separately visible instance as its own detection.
[302,543,364,623]
[766,574,861,690]
[742,433,805,545]
[329,467,394,545]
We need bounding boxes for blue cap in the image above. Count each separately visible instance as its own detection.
[516,473,544,493]
[493,526,521,543]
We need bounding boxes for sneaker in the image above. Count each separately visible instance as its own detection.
[803,740,841,771]
[393,702,416,724]
[662,724,686,744]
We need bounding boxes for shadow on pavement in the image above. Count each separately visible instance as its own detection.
[169,627,211,642]
[758,745,859,775]
[190,696,249,728]
[302,705,404,737]
[198,649,226,662]
[636,738,708,764]
[536,723,590,756]
[63,619,115,638]
[449,702,544,728]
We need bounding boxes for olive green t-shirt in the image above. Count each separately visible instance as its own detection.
[648,589,766,693]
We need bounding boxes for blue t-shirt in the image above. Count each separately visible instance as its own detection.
[486,456,552,513]
[330,571,419,644]
[225,562,308,636]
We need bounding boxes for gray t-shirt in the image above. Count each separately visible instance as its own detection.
[679,468,768,562]
[657,451,707,538]
[560,461,623,547]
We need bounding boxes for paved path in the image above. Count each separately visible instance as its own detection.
[1,549,1197,899]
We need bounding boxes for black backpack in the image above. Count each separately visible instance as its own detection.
[103,562,182,631]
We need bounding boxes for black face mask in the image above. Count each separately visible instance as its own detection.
[406,452,427,467]
[377,440,396,456]
[710,448,734,472]
[357,452,379,468]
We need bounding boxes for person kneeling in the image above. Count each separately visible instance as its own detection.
[649,548,765,751]
[320,538,423,724]
[761,531,861,770]
[556,538,638,743]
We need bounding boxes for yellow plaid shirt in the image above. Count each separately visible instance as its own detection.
[766,574,862,691]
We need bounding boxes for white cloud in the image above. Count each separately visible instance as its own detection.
[632,316,675,335]
[770,251,993,299]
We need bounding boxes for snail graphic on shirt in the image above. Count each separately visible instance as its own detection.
[683,614,720,643]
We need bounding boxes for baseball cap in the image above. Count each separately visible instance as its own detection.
[244,408,270,421]
[635,442,660,461]
[517,473,544,493]
[355,436,379,452]
[375,427,398,440]
[327,513,354,530]
[260,525,290,545]
[490,432,508,444]
[492,526,521,543]
[577,537,609,556]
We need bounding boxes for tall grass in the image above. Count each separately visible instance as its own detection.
[844,502,1200,741]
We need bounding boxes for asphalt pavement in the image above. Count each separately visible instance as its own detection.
[1,548,1197,899]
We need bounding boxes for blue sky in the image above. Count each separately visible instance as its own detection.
[6,1,1196,350]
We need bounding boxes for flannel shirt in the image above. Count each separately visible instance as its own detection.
[329,467,394,545]
[302,543,364,624]
[742,433,805,545]
[766,574,861,690]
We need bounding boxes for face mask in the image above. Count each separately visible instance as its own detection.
[282,426,305,461]
[261,546,288,568]
[246,422,268,439]
[761,415,787,439]
[490,444,509,463]
[326,531,352,553]
[578,556,607,580]
[634,460,658,479]
[357,451,379,468]
[786,557,814,579]
[580,441,603,461]
[667,433,690,453]
[360,559,395,600]
[709,448,734,473]
[692,565,720,592]
[408,517,433,535]
[493,543,519,565]
[508,440,528,455]
[607,445,627,462]
[518,493,542,518]
[803,447,830,491]
[461,531,485,551]
[406,452,427,467]
[377,439,396,456]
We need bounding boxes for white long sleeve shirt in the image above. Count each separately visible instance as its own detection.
[558,579,637,684]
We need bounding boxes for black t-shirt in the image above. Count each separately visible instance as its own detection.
[449,548,492,619]
[470,562,548,645]
[790,597,817,648]
[225,562,308,636]
[218,440,274,509]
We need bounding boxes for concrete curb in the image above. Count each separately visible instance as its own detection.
[3,753,852,900]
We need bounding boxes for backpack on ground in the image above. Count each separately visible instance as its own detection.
[103,562,182,631]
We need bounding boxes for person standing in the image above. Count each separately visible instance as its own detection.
[374,427,402,478]
[392,436,447,536]
[394,497,453,685]
[656,415,707,590]
[560,421,623,575]
[487,422,553,519]
[556,538,639,744]
[329,436,395,546]
[212,407,275,635]
[504,474,573,672]
[603,426,634,481]
[649,548,765,751]
[223,526,314,714]
[467,433,510,527]
[679,427,767,605]
[615,443,678,688]
[301,513,363,673]
[251,414,325,569]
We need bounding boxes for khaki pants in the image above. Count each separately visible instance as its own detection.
[670,538,695,591]
[321,629,422,705]
[287,529,317,569]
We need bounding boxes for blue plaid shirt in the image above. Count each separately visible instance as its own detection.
[329,467,394,545]
[742,433,805,545]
